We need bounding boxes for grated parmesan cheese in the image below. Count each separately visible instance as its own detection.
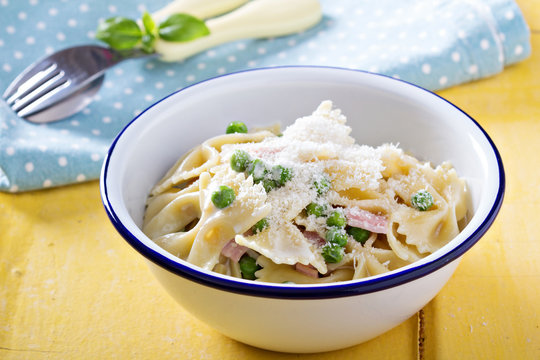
[221,101,384,219]
[219,100,387,268]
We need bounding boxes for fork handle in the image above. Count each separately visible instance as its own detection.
[154,0,322,62]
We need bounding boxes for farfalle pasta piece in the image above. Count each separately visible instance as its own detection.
[187,168,271,270]
[143,192,201,239]
[235,220,327,274]
[144,179,200,223]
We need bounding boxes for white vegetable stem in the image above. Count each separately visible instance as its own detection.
[154,0,322,62]
[152,0,249,22]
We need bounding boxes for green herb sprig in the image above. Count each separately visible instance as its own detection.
[96,11,210,53]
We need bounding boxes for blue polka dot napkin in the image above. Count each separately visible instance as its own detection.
[0,0,531,192]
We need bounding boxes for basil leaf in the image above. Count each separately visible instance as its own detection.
[96,17,142,50]
[140,12,157,53]
[158,13,210,42]
[142,11,156,35]
[141,34,155,54]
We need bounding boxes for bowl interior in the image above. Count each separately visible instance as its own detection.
[101,66,502,291]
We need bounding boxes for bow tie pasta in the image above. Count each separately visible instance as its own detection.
[142,101,470,284]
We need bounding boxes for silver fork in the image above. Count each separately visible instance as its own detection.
[1,0,253,124]
[2,46,151,124]
[3,0,321,124]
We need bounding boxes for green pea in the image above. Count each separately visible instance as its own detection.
[239,254,261,280]
[247,159,268,183]
[226,121,248,134]
[230,150,250,172]
[252,218,269,234]
[411,190,434,211]
[271,165,293,186]
[346,226,370,244]
[211,185,235,209]
[326,210,346,228]
[325,227,348,247]
[262,178,277,193]
[321,243,344,263]
[313,176,330,195]
[306,202,326,217]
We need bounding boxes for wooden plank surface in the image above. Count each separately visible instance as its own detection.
[1,1,539,358]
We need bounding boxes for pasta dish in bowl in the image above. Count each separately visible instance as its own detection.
[143,101,470,284]
[100,66,503,353]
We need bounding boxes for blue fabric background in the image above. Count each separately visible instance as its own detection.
[0,0,531,192]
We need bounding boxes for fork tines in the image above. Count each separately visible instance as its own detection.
[3,63,71,118]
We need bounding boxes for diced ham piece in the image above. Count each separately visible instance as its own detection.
[221,240,248,262]
[303,231,326,246]
[345,207,388,234]
[250,145,285,157]
[295,263,319,278]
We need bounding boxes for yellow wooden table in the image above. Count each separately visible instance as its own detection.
[1,3,539,359]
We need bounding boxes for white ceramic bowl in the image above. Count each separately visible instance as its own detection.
[100,66,504,353]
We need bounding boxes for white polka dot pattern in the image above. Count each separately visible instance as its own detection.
[0,0,531,192]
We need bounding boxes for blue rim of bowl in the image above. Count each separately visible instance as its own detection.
[101,66,505,300]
